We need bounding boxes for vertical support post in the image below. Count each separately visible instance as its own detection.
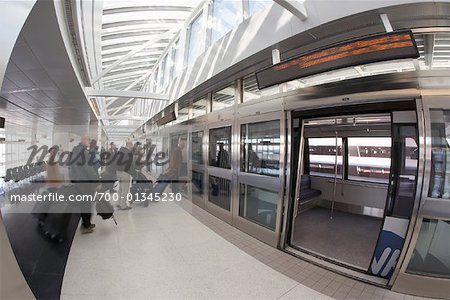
[331,127,338,220]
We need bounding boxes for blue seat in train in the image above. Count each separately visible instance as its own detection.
[299,175,321,202]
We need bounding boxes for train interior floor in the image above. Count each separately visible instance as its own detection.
[292,206,383,270]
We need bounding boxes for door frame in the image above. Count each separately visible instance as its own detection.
[205,119,234,224]
[232,111,286,247]
[390,94,450,298]
[279,92,423,285]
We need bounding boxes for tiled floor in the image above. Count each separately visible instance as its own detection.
[61,199,429,300]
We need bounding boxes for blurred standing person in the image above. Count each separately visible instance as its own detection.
[145,139,154,172]
[217,143,230,168]
[164,137,186,193]
[116,141,134,210]
[109,142,117,154]
[89,139,101,175]
[69,135,101,233]
[37,145,64,228]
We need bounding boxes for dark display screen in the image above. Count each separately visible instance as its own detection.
[255,30,419,89]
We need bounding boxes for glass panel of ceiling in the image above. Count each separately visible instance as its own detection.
[187,11,205,66]
[210,0,243,45]
[100,0,202,90]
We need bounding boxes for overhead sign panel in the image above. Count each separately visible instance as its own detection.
[255,30,419,89]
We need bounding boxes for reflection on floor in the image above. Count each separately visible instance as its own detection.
[1,207,79,300]
[61,200,329,300]
[292,206,383,269]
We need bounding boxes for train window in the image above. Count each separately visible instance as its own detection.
[406,219,450,278]
[212,85,235,111]
[191,131,203,165]
[239,184,278,231]
[209,175,231,211]
[242,75,279,102]
[308,137,343,178]
[429,109,450,199]
[241,120,280,177]
[348,137,391,183]
[209,126,231,169]
[192,97,208,118]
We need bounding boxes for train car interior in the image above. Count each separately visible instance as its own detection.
[291,113,393,270]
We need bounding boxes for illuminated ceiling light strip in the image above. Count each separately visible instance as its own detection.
[86,88,169,100]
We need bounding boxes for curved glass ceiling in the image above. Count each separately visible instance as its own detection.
[100,0,202,91]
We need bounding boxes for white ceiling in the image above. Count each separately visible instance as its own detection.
[0,1,93,134]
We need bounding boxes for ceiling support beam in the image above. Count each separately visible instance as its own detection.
[100,116,150,121]
[90,28,178,84]
[86,88,169,100]
[274,0,308,21]
[105,69,155,109]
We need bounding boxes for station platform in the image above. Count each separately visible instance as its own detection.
[61,199,418,300]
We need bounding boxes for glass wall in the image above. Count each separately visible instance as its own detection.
[187,12,205,66]
[212,85,235,111]
[170,39,179,81]
[406,219,450,278]
[239,184,278,230]
[209,126,231,168]
[211,0,243,45]
[209,175,231,211]
[241,120,281,177]
[177,106,189,123]
[192,170,205,200]
[248,0,272,16]
[429,109,450,198]
[192,97,208,118]
[163,53,171,88]
[191,131,203,164]
[242,75,279,102]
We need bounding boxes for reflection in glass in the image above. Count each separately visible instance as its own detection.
[212,85,235,111]
[209,127,231,169]
[239,184,278,230]
[192,97,208,118]
[192,171,204,200]
[248,0,272,16]
[209,175,231,211]
[191,131,203,164]
[177,106,189,123]
[406,219,450,278]
[187,12,204,66]
[308,138,343,178]
[211,0,243,45]
[348,137,391,183]
[242,75,279,102]
[429,109,450,199]
[241,120,280,176]
[169,39,179,80]
[388,124,419,218]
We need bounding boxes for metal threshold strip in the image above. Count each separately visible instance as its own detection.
[284,246,389,287]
